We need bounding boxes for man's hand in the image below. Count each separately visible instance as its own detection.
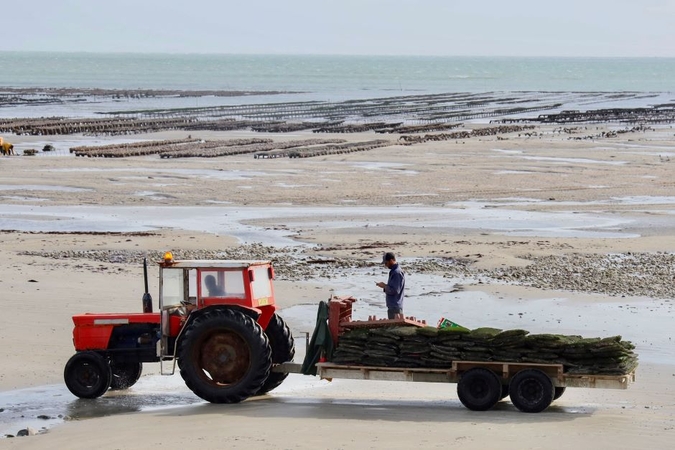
[376,281,386,289]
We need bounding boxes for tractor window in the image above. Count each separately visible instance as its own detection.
[161,268,185,309]
[200,270,245,299]
[188,269,197,300]
[251,266,272,300]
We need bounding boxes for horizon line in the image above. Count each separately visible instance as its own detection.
[0,50,674,59]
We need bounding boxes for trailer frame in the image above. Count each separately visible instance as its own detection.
[313,361,636,390]
[274,359,636,413]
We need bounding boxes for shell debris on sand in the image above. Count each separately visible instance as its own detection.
[18,245,675,298]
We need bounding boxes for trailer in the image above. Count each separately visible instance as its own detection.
[284,295,638,413]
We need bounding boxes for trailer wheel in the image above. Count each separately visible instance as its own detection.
[457,368,502,411]
[500,385,510,400]
[110,362,143,390]
[64,351,112,399]
[256,313,295,395]
[178,308,272,403]
[509,369,554,413]
[553,386,566,401]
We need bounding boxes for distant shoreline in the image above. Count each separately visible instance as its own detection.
[4,50,675,59]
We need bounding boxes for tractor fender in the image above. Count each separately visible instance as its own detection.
[177,305,263,346]
[195,304,262,320]
[177,305,277,350]
[195,304,277,330]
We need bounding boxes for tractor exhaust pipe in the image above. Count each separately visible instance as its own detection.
[142,257,153,313]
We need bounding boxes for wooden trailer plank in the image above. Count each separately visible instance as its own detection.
[561,370,636,389]
[317,363,456,383]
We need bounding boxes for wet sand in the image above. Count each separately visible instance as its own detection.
[23,363,675,450]
[1,124,675,446]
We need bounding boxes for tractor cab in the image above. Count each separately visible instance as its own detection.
[157,253,278,372]
[159,253,275,310]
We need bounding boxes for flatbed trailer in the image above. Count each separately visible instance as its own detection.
[277,296,638,413]
[276,359,636,413]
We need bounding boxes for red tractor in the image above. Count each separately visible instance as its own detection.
[64,252,295,403]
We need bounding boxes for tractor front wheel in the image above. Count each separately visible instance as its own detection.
[178,308,272,403]
[110,362,143,390]
[256,313,295,395]
[64,351,112,399]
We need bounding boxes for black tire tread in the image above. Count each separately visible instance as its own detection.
[457,368,502,411]
[64,351,112,399]
[509,369,554,413]
[257,313,295,395]
[500,384,510,400]
[110,362,143,390]
[178,308,271,403]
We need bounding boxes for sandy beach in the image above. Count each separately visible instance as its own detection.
[1,122,675,448]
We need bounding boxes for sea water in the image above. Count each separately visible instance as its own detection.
[1,52,674,94]
[1,52,674,119]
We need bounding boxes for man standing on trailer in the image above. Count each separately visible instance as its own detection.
[376,252,405,319]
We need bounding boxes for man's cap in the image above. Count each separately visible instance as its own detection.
[382,252,396,263]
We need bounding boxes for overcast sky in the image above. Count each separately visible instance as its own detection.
[2,0,674,57]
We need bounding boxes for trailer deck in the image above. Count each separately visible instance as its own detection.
[276,360,635,389]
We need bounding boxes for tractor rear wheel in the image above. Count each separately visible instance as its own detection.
[256,313,295,395]
[64,351,112,399]
[110,362,143,390]
[457,368,502,411]
[178,308,272,403]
